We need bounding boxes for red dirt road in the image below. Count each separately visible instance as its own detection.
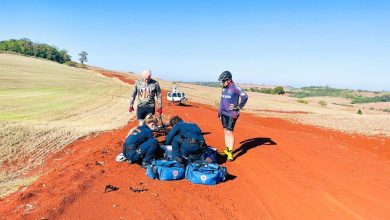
[1,71,390,220]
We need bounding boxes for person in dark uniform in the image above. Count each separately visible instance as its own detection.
[117,114,159,168]
[218,71,248,161]
[165,116,206,163]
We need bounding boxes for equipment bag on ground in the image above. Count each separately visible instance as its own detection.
[146,159,185,181]
[185,162,227,185]
[200,147,218,163]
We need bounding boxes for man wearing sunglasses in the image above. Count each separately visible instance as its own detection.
[218,71,248,161]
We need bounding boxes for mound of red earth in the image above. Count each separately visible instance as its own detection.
[1,70,389,219]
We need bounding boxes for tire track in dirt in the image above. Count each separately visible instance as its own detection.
[1,70,389,219]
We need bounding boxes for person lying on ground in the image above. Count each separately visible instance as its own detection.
[165,116,206,164]
[129,69,163,126]
[117,114,159,168]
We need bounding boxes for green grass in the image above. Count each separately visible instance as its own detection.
[289,86,390,104]
[0,53,125,121]
[351,95,390,104]
[0,53,131,198]
[290,86,356,99]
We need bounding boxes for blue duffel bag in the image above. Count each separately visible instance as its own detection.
[200,147,218,163]
[185,162,227,185]
[146,159,185,181]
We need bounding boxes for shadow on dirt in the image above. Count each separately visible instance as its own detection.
[225,173,237,182]
[232,137,277,161]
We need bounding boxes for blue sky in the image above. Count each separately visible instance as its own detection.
[1,0,389,90]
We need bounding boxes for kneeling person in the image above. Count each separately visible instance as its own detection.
[165,116,206,163]
[121,114,159,168]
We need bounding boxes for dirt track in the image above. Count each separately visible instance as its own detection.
[1,71,390,220]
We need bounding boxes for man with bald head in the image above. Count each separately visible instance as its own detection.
[129,69,163,125]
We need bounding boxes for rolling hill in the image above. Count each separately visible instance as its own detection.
[0,53,132,197]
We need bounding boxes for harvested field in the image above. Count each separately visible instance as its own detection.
[0,54,133,197]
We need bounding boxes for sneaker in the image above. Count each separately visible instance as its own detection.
[223,147,233,161]
[116,153,127,162]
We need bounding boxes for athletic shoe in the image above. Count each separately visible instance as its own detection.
[116,153,127,162]
[223,147,233,161]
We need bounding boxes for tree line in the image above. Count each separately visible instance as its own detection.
[0,38,71,64]
[245,86,285,95]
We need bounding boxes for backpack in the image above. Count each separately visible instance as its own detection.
[146,159,185,181]
[200,147,218,163]
[185,162,227,185]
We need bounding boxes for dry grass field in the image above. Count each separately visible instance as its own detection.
[0,54,132,197]
[155,79,390,137]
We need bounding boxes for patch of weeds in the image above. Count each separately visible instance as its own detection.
[318,100,327,107]
[297,99,309,104]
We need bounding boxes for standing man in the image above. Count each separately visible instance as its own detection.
[129,69,163,126]
[217,71,248,161]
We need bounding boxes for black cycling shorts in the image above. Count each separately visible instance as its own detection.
[137,106,155,120]
[221,114,238,131]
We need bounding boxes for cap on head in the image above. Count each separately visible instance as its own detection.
[169,115,183,127]
[141,69,152,80]
[218,71,232,82]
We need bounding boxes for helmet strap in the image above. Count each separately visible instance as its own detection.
[223,80,233,88]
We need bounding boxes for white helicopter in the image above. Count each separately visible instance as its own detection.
[167,86,187,105]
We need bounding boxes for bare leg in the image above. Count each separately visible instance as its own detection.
[224,129,229,148]
[226,130,234,150]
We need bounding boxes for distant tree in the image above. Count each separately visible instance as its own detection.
[79,51,88,64]
[273,86,285,95]
[357,109,362,115]
[0,38,71,64]
[19,38,34,55]
[59,49,71,63]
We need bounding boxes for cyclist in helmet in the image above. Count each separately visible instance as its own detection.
[217,71,248,161]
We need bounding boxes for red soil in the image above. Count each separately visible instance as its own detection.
[92,68,135,85]
[1,71,390,220]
